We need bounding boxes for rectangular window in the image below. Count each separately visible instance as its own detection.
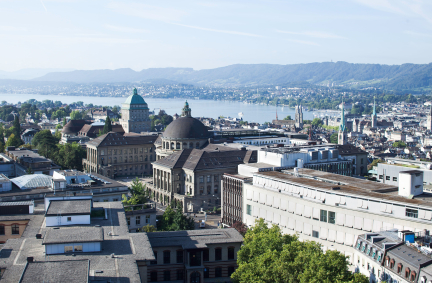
[393,177,397,182]
[203,249,209,262]
[207,175,211,182]
[199,176,204,183]
[151,251,157,265]
[379,175,383,180]
[386,176,390,181]
[176,250,183,263]
[320,210,328,222]
[246,204,252,216]
[11,225,19,235]
[312,230,319,238]
[64,246,73,253]
[74,245,83,252]
[67,217,72,222]
[204,268,210,278]
[328,211,336,224]
[127,217,130,226]
[215,248,222,261]
[215,267,222,277]
[146,215,151,224]
[228,247,235,260]
[163,270,170,281]
[0,226,4,235]
[189,250,201,266]
[150,271,157,282]
[136,216,141,225]
[176,270,184,280]
[228,266,235,276]
[406,208,418,218]
[163,251,170,264]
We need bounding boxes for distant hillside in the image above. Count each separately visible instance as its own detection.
[0,68,74,80]
[32,62,432,90]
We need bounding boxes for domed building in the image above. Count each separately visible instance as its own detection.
[119,88,151,133]
[156,101,210,160]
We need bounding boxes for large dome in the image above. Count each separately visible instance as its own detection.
[163,117,210,140]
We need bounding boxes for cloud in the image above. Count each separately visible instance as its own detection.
[170,22,262,37]
[105,24,149,34]
[276,30,346,39]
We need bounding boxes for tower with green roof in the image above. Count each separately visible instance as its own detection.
[338,98,347,145]
[119,88,151,133]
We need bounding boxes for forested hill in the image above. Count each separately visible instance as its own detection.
[33,62,432,90]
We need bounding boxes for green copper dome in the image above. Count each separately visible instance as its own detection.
[122,88,149,110]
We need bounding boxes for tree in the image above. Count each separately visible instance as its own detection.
[56,142,86,171]
[157,205,195,231]
[63,117,67,126]
[232,219,368,283]
[12,116,21,137]
[5,134,21,147]
[140,225,157,232]
[330,133,338,144]
[311,118,323,127]
[232,221,248,236]
[103,117,112,134]
[122,178,148,211]
[393,141,407,148]
[283,115,292,120]
[70,110,82,120]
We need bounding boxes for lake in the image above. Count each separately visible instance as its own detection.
[0,93,330,124]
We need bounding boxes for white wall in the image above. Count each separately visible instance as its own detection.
[45,242,101,255]
[45,215,90,227]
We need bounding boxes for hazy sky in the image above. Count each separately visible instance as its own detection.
[1,0,432,71]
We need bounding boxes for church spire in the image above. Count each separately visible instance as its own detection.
[372,96,376,116]
[339,98,346,133]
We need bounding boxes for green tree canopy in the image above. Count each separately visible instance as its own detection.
[122,178,148,211]
[393,141,407,148]
[311,118,323,127]
[12,115,21,137]
[157,205,194,231]
[330,133,338,144]
[283,115,292,120]
[232,219,368,283]
[70,110,83,120]
[103,117,112,134]
[5,134,21,148]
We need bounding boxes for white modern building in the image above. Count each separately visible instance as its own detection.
[237,168,432,280]
[45,199,92,227]
[43,226,103,255]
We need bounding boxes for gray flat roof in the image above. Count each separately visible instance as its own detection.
[43,226,103,245]
[147,228,243,249]
[19,260,89,283]
[46,199,91,216]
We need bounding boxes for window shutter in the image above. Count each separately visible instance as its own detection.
[345,214,354,228]
[319,227,328,239]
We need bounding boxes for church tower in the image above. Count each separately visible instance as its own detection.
[182,101,192,117]
[371,96,377,128]
[295,104,303,129]
[120,88,151,133]
[338,100,347,145]
[427,104,432,131]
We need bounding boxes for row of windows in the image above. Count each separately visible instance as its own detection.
[199,185,219,195]
[149,267,236,282]
[0,225,19,235]
[101,148,153,155]
[126,215,151,226]
[199,175,219,183]
[151,247,236,265]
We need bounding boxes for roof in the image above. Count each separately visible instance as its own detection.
[153,148,257,171]
[43,226,104,245]
[62,119,90,135]
[0,201,33,206]
[78,124,124,138]
[11,174,53,189]
[147,228,243,249]
[336,144,368,156]
[163,116,210,140]
[46,199,91,216]
[19,260,89,283]
[86,131,157,148]
[122,89,149,110]
[388,244,432,268]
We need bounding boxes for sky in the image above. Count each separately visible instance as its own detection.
[0,0,432,72]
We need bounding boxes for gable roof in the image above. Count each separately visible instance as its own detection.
[86,132,158,148]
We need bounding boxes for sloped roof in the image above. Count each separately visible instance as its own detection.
[86,132,157,148]
[11,174,53,189]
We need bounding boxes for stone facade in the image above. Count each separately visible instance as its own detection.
[82,132,157,178]
[120,88,151,133]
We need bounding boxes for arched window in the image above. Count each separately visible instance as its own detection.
[176,142,180,149]
[410,271,416,282]
[228,247,235,260]
[171,142,174,149]
[405,267,411,279]
[189,142,193,148]
[397,263,403,274]
[183,142,187,148]
[196,142,200,149]
[207,186,211,194]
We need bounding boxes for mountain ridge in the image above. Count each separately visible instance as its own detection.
[31,62,432,90]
